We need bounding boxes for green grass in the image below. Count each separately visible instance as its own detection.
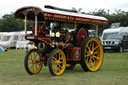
[0,50,128,85]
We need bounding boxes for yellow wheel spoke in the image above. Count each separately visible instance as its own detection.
[89,57,92,63]
[34,52,37,57]
[58,65,62,69]
[33,53,35,58]
[28,62,32,64]
[87,58,89,63]
[87,63,93,68]
[92,42,95,51]
[85,57,89,63]
[30,64,34,72]
[52,57,57,61]
[87,46,91,53]
[30,54,34,60]
[94,51,98,55]
[88,59,94,67]
[94,56,100,60]
[55,54,57,59]
[34,54,38,59]
[35,64,37,70]
[52,61,56,64]
[85,54,90,57]
[59,56,63,61]
[34,64,37,72]
[89,40,93,47]
[87,46,91,51]
[34,53,38,59]
[30,54,33,59]
[58,54,61,60]
[28,58,33,60]
[60,61,63,64]
[30,64,33,70]
[36,59,41,62]
[91,57,94,61]
[85,52,90,57]
[53,65,57,72]
[93,45,99,51]
[91,63,94,67]
[92,58,96,67]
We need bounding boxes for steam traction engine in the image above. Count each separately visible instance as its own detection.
[14,5,108,76]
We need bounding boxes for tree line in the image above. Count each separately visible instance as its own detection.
[0,9,128,34]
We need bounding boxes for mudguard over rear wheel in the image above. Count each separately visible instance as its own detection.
[80,37,103,72]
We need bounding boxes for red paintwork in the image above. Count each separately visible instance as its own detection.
[56,41,64,49]
[65,48,73,61]
[32,23,48,34]
[25,34,51,44]
[44,12,108,24]
[73,47,81,60]
[37,38,51,44]
[76,28,88,45]
[65,46,81,61]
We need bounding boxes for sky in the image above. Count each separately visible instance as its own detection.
[0,0,128,17]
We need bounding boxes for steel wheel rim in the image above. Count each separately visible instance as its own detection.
[28,50,42,74]
[51,50,66,75]
[85,38,103,71]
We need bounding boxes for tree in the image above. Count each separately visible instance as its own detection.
[0,13,34,32]
[0,13,24,32]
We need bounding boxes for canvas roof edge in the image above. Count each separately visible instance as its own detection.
[14,6,108,24]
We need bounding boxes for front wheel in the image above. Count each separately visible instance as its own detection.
[24,49,43,75]
[80,37,103,72]
[48,49,66,76]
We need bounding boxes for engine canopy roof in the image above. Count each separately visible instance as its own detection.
[14,6,108,24]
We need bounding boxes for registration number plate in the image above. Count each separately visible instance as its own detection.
[105,47,111,49]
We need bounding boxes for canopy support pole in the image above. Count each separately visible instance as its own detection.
[96,24,98,37]
[25,16,27,35]
[35,16,38,36]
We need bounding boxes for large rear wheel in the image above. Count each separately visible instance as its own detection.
[48,49,66,76]
[80,37,103,72]
[24,49,43,75]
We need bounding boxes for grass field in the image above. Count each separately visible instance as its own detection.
[0,50,128,85]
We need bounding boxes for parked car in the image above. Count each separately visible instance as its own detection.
[101,27,128,52]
